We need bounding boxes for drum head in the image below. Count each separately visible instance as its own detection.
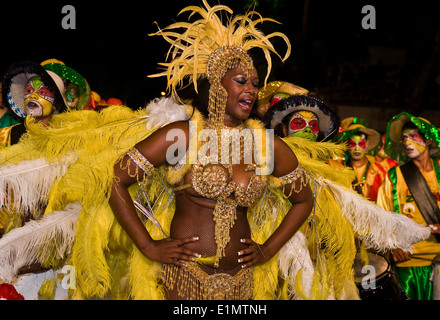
[354,253,390,282]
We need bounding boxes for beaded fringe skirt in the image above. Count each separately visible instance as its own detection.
[160,262,253,300]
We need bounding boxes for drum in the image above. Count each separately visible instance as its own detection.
[354,252,408,300]
[433,254,440,300]
[11,266,69,300]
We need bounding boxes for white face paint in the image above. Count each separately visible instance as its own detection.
[403,128,426,159]
[287,111,319,141]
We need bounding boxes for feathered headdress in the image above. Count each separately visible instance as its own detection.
[148,0,291,127]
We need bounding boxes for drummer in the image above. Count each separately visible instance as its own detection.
[376,112,440,300]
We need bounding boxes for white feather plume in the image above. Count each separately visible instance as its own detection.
[0,156,75,213]
[278,231,315,300]
[0,202,81,282]
[144,96,190,129]
[320,178,431,252]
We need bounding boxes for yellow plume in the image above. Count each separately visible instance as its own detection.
[149,0,291,99]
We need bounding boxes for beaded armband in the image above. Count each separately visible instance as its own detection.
[279,164,308,194]
[123,147,155,181]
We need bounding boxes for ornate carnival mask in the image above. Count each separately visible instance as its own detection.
[286,111,319,141]
[24,76,56,118]
[348,134,367,160]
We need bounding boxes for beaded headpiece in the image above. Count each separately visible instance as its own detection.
[148,0,291,127]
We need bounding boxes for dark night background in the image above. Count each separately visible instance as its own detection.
[2,0,440,132]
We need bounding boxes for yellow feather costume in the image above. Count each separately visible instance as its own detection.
[0,0,431,300]
[0,98,431,299]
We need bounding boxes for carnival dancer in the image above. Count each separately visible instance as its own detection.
[0,1,431,300]
[107,0,318,300]
[377,112,440,300]
[1,61,68,146]
[332,118,384,202]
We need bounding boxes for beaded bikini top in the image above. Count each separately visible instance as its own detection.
[174,123,267,267]
[125,118,306,269]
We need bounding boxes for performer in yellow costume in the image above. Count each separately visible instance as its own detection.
[377,112,440,300]
[0,2,431,300]
[0,61,69,147]
[332,118,385,202]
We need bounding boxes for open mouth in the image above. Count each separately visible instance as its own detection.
[239,99,253,111]
[26,101,42,110]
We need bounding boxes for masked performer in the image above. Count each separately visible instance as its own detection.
[0,1,431,300]
[0,61,68,146]
[0,61,68,234]
[332,118,385,202]
[263,93,340,142]
[377,112,440,300]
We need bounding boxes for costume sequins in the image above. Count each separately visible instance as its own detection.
[190,135,265,267]
[124,147,155,180]
[279,164,308,193]
[161,262,253,300]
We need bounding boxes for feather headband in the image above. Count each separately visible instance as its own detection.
[148,0,291,126]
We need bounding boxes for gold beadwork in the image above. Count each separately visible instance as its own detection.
[148,0,291,116]
[206,46,254,128]
[190,125,265,267]
[278,164,308,194]
[160,262,253,300]
[122,147,155,182]
[279,163,307,197]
